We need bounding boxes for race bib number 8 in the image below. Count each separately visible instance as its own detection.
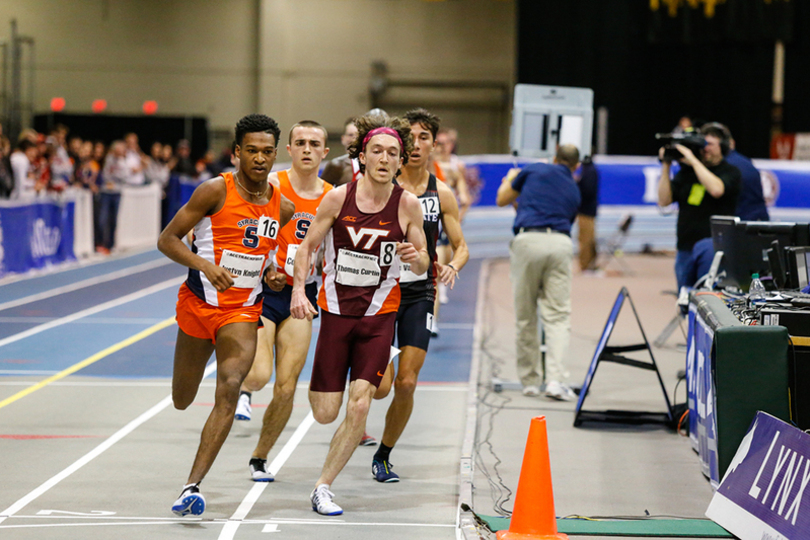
[258,215,279,239]
[380,242,397,266]
[219,249,265,289]
[335,249,381,287]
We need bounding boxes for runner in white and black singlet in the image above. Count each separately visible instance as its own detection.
[289,114,429,516]
[369,108,469,483]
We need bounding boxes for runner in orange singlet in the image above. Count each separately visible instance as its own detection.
[159,114,294,516]
[233,121,335,482]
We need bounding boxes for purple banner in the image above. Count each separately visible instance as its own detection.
[707,412,810,540]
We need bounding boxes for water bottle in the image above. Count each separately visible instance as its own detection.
[749,273,766,304]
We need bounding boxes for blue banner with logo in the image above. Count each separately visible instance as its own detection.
[465,155,810,209]
[706,411,810,540]
[0,200,75,277]
[687,303,720,486]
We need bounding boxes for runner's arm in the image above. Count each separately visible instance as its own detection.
[290,187,345,319]
[496,167,521,207]
[454,161,471,221]
[157,177,235,292]
[437,180,469,289]
[397,192,430,276]
[264,193,296,292]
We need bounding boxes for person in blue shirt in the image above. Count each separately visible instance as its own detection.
[496,144,581,401]
[709,122,769,222]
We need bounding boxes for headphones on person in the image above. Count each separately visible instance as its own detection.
[701,122,732,156]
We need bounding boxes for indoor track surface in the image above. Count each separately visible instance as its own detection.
[0,247,479,539]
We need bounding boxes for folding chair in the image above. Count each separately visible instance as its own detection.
[599,213,634,275]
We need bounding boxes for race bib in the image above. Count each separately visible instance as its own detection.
[257,215,279,239]
[419,195,440,222]
[380,242,397,266]
[219,249,265,289]
[399,261,427,283]
[284,244,299,276]
[335,249,381,287]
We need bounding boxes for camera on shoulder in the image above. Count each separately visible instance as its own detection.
[655,130,706,162]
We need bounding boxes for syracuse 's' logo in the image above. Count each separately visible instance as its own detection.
[347,226,389,249]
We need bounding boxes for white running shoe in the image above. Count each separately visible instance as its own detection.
[235,392,251,421]
[545,380,576,401]
[310,484,343,516]
[522,385,541,397]
[249,457,274,482]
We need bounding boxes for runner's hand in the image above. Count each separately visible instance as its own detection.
[396,242,419,263]
[203,264,235,292]
[264,267,286,292]
[436,262,459,289]
[290,287,317,321]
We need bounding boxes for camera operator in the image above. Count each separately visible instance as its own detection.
[658,124,741,291]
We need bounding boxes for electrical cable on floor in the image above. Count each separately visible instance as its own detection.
[475,330,514,518]
[472,285,515,519]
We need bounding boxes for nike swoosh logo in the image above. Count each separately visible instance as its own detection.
[240,314,252,318]
[377,370,385,377]
[379,221,392,226]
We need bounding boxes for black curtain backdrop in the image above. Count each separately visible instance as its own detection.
[33,113,210,159]
[517,0,807,158]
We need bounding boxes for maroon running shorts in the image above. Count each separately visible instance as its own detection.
[310,310,397,392]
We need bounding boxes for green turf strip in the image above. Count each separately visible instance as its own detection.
[480,515,733,537]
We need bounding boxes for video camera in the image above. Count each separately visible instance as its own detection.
[655,131,706,162]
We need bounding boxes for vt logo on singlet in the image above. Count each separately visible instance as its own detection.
[346,226,389,249]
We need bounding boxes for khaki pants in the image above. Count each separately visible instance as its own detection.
[510,231,573,387]
[577,214,597,271]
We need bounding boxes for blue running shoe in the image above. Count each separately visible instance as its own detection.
[372,459,400,483]
[171,484,206,516]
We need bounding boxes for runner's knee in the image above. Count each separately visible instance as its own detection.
[273,377,297,403]
[394,374,418,397]
[374,381,392,400]
[347,394,371,420]
[173,392,194,410]
[312,406,339,424]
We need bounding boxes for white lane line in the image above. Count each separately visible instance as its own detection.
[0,381,217,387]
[0,258,174,312]
[0,317,169,325]
[217,411,316,540]
[0,362,217,525]
[0,276,184,349]
[457,259,490,540]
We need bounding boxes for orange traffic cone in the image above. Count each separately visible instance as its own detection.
[497,416,568,540]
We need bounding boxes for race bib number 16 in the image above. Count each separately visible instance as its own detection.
[258,216,279,239]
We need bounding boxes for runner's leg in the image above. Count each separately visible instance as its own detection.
[172,328,215,410]
[316,379,376,486]
[243,317,277,392]
[380,345,426,448]
[185,321,257,484]
[253,316,311,459]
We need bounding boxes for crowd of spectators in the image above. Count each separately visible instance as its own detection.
[0,121,229,254]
